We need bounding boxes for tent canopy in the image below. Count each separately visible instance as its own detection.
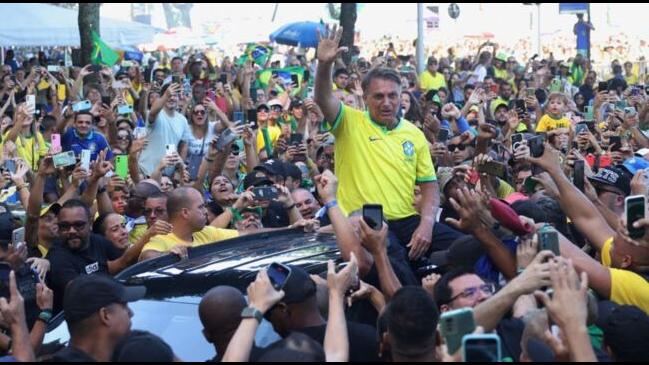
[0,3,159,47]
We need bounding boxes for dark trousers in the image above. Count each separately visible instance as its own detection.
[387,215,465,262]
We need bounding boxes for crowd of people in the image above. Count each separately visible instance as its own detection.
[0,20,649,362]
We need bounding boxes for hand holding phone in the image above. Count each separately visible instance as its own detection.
[626,195,646,239]
[363,204,383,230]
[440,308,477,355]
[462,334,502,362]
[267,263,292,291]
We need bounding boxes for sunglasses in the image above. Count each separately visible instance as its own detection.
[193,109,206,115]
[57,221,88,232]
[448,144,467,152]
[270,106,283,111]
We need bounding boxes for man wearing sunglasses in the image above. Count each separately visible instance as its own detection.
[447,134,476,166]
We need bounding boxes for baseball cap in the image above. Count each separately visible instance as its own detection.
[587,166,631,196]
[622,157,649,175]
[112,330,175,362]
[268,99,283,109]
[495,53,508,63]
[278,265,316,304]
[429,235,486,268]
[40,203,62,218]
[242,171,273,190]
[436,167,455,203]
[490,99,509,116]
[289,99,304,110]
[256,103,270,112]
[63,274,146,323]
[284,163,302,182]
[254,159,285,178]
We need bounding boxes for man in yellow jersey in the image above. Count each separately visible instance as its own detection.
[527,146,649,315]
[419,57,447,92]
[314,25,463,262]
[139,187,238,261]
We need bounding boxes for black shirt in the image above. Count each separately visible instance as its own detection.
[45,346,97,362]
[46,234,123,313]
[298,321,379,362]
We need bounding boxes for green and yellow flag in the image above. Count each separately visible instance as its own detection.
[256,66,305,90]
[91,31,120,67]
[236,43,273,67]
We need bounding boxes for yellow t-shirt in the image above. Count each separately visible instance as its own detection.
[496,179,515,199]
[256,124,282,153]
[129,224,148,245]
[143,225,239,253]
[625,74,639,86]
[535,115,571,132]
[1,131,48,170]
[601,237,649,315]
[419,70,447,92]
[326,103,436,220]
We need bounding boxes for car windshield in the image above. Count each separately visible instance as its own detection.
[44,298,280,362]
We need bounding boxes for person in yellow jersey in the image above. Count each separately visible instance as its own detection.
[255,103,281,156]
[419,57,447,93]
[526,144,649,315]
[624,61,639,86]
[3,103,48,171]
[534,93,571,133]
[139,187,239,261]
[314,25,464,263]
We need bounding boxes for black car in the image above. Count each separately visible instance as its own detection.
[43,229,341,361]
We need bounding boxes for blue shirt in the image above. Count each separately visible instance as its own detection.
[575,21,589,50]
[61,128,113,161]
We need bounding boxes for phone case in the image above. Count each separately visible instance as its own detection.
[440,308,476,355]
[625,195,647,239]
[115,156,129,179]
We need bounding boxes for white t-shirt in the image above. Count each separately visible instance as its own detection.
[184,122,217,156]
[469,65,487,84]
[138,109,191,176]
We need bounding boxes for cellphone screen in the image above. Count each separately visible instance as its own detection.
[574,160,585,192]
[438,129,450,143]
[627,196,646,239]
[463,336,500,362]
[363,204,383,230]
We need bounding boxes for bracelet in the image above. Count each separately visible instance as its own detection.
[204,157,214,163]
[37,309,53,323]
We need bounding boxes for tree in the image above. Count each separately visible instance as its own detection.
[339,3,357,67]
[78,3,101,66]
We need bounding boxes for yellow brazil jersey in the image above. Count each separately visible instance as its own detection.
[535,114,571,132]
[419,70,447,92]
[1,131,48,170]
[326,103,436,220]
[256,124,282,153]
[142,225,239,253]
[601,237,649,314]
[129,223,148,245]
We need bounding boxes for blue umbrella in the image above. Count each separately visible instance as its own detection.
[269,21,326,48]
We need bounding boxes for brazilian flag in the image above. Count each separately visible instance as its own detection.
[255,66,305,91]
[91,31,120,67]
[236,43,273,67]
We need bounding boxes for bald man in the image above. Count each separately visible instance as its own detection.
[139,187,238,261]
[291,189,330,226]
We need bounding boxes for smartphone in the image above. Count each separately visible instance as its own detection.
[117,104,133,115]
[208,73,218,81]
[89,65,103,73]
[462,334,502,362]
[526,87,536,98]
[51,134,62,154]
[72,99,92,112]
[133,127,147,140]
[267,263,292,291]
[631,87,641,97]
[46,65,59,73]
[615,100,628,110]
[514,99,526,111]
[100,96,111,106]
[289,133,304,146]
[440,308,476,355]
[3,159,16,174]
[216,129,237,152]
[437,128,451,143]
[80,149,91,172]
[290,74,300,87]
[11,227,25,245]
[528,135,545,158]
[165,144,177,157]
[115,155,129,179]
[598,81,608,92]
[524,176,539,194]
[363,204,383,230]
[218,73,228,84]
[550,78,562,93]
[477,161,507,179]
[575,123,589,135]
[609,136,622,152]
[57,84,66,101]
[416,264,441,276]
[584,105,594,121]
[121,60,134,68]
[171,75,181,84]
[233,111,244,123]
[253,186,279,201]
[52,151,76,168]
[626,195,647,239]
[538,225,560,256]
[26,94,36,114]
[511,133,524,150]
[573,160,585,192]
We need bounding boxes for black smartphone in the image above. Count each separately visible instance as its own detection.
[529,136,545,158]
[610,136,622,152]
[462,334,502,362]
[218,73,228,84]
[514,99,526,111]
[575,122,589,135]
[171,75,181,84]
[216,129,237,152]
[289,133,304,146]
[574,160,585,192]
[626,195,646,239]
[538,225,561,256]
[101,96,111,106]
[598,81,608,92]
[437,128,451,143]
[477,161,507,179]
[363,204,383,230]
[253,186,279,201]
[290,74,300,87]
[511,133,524,150]
[267,263,292,291]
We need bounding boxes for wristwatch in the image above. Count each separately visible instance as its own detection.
[241,307,263,324]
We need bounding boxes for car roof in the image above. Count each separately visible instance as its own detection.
[115,229,341,305]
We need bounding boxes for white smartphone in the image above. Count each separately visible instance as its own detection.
[80,149,91,172]
[165,144,177,156]
[12,227,25,245]
[26,95,36,114]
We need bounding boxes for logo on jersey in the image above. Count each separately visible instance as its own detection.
[402,141,415,157]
